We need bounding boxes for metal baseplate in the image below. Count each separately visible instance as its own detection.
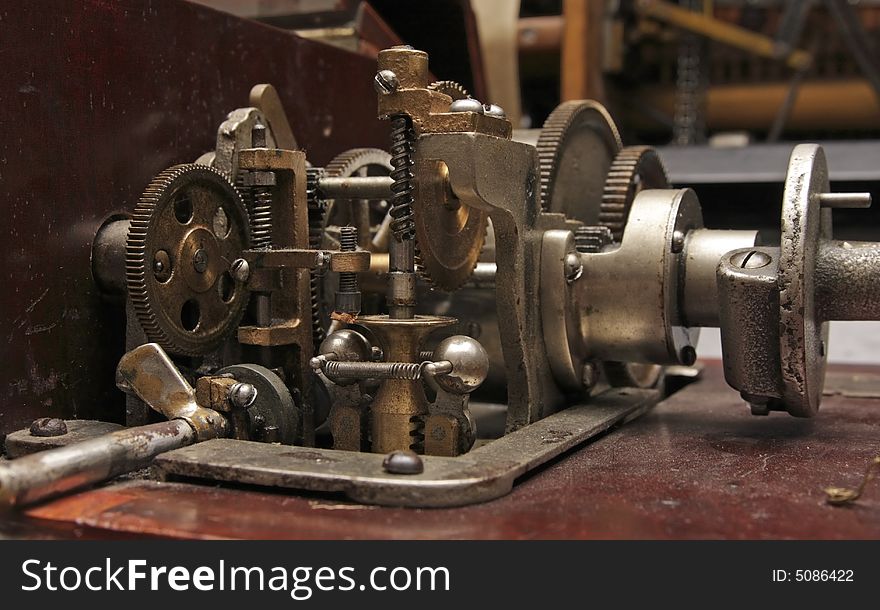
[152,387,657,507]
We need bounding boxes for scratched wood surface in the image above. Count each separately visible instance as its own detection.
[6,363,878,540]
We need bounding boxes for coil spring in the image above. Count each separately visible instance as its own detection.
[306,168,326,349]
[249,185,273,248]
[388,115,416,241]
[323,360,424,380]
[338,226,358,293]
[409,415,425,453]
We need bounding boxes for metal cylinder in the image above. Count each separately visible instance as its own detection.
[91,218,131,296]
[0,419,195,508]
[816,240,880,322]
[682,229,759,327]
[318,176,394,201]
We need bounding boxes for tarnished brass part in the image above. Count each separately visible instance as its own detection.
[238,323,304,346]
[329,250,371,273]
[424,414,460,457]
[195,376,237,412]
[357,314,456,453]
[115,343,228,441]
[249,84,297,151]
[246,268,281,292]
[328,389,371,452]
[126,164,250,356]
[244,248,325,270]
[376,47,511,139]
[414,160,488,291]
[825,456,880,506]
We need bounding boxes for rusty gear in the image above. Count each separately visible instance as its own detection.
[126,164,250,356]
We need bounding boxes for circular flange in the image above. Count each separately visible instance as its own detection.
[778,144,832,416]
[216,364,299,444]
[126,164,250,356]
[536,100,622,223]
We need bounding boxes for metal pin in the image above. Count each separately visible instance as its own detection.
[818,192,872,209]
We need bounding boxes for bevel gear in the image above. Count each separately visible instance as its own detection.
[536,100,622,223]
[600,146,670,241]
[126,164,250,357]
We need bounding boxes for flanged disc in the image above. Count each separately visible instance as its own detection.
[126,164,250,356]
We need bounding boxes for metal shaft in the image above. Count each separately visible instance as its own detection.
[387,115,417,319]
[0,420,195,508]
[318,176,394,201]
[816,240,880,322]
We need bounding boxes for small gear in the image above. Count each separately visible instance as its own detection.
[574,226,613,253]
[126,164,250,356]
[427,80,470,101]
[536,100,622,223]
[323,148,394,244]
[600,146,669,241]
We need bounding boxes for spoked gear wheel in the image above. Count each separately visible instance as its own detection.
[536,100,622,223]
[126,164,250,357]
[596,146,670,390]
[600,146,670,241]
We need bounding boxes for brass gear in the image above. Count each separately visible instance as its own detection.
[600,146,669,241]
[536,100,622,223]
[126,164,250,356]
[426,80,470,101]
[413,160,488,291]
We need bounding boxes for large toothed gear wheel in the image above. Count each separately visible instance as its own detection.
[600,146,670,241]
[536,100,622,223]
[126,164,251,356]
[413,160,489,291]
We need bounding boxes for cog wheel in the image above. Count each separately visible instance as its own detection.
[427,80,470,101]
[600,146,669,241]
[574,225,613,253]
[126,164,250,357]
[536,100,622,223]
[413,160,488,291]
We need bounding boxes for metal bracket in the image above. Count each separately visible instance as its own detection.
[154,387,659,508]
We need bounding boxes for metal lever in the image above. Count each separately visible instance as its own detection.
[0,344,228,509]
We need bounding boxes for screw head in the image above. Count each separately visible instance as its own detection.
[730,250,772,269]
[449,98,484,114]
[373,69,399,94]
[30,417,68,437]
[382,450,424,475]
[192,248,209,273]
[153,250,171,282]
[483,103,506,118]
[230,258,250,283]
[564,252,583,282]
[229,382,258,409]
[671,230,686,253]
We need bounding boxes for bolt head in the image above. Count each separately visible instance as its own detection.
[382,450,424,475]
[730,250,772,269]
[192,248,209,273]
[153,250,172,282]
[432,335,489,394]
[564,252,583,282]
[373,69,399,94]
[671,230,686,253]
[30,417,68,437]
[229,382,258,409]
[449,98,484,114]
[230,258,250,283]
[581,363,598,389]
[483,103,506,119]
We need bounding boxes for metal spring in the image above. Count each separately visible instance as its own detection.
[388,115,416,241]
[409,415,425,453]
[306,168,326,349]
[323,360,424,381]
[249,185,273,249]
[338,226,358,293]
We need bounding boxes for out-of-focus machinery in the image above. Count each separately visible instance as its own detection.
[2,46,879,509]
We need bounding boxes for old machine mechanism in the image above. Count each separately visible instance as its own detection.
[3,46,880,509]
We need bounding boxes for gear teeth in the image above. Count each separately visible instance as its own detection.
[426,80,470,101]
[575,226,613,253]
[126,163,247,357]
[536,100,622,212]
[599,146,669,241]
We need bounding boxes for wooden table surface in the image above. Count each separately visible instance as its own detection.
[4,362,879,540]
